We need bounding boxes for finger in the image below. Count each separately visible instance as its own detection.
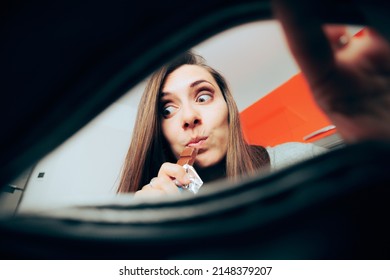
[158,162,190,186]
[359,27,390,72]
[323,24,350,51]
[134,185,165,199]
[148,176,181,194]
[272,0,335,87]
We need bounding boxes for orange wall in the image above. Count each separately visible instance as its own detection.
[240,73,335,146]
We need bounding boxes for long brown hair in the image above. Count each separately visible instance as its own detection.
[117,51,269,193]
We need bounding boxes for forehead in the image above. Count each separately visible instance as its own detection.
[162,64,217,92]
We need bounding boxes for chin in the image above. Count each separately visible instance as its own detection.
[195,152,224,168]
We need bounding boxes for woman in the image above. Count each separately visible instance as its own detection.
[117,51,324,196]
[119,0,390,196]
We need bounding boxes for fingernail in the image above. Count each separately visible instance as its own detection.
[354,28,365,38]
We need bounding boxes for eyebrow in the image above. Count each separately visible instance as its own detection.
[190,79,213,88]
[160,79,214,98]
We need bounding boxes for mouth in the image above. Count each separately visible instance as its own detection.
[186,136,208,148]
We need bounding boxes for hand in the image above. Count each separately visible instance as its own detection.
[272,0,390,142]
[134,163,190,199]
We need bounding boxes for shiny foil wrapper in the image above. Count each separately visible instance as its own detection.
[182,164,203,194]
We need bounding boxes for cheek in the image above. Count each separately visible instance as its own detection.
[218,105,230,150]
[219,109,229,146]
[208,102,229,146]
[213,103,229,130]
[162,121,175,144]
[161,120,182,157]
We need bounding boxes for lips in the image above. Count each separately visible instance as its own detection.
[186,136,208,147]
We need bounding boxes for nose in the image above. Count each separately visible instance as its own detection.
[181,105,201,129]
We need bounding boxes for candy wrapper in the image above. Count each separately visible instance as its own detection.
[180,163,203,194]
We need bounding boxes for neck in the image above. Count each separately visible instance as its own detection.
[196,158,227,184]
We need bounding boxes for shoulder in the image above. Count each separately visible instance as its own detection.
[266,142,327,171]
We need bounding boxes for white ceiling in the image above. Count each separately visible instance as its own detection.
[95,21,364,136]
[117,20,300,112]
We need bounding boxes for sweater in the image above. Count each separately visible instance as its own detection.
[266,142,327,172]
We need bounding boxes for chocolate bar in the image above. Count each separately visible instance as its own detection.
[177,147,198,166]
[175,147,203,194]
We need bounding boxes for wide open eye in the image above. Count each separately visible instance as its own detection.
[196,94,212,103]
[162,105,177,118]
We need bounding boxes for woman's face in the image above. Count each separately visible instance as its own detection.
[160,64,229,168]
